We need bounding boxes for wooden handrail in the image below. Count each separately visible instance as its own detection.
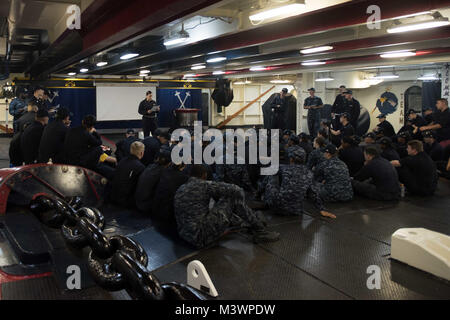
[216,85,276,129]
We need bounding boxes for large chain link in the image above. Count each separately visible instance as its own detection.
[29,195,207,300]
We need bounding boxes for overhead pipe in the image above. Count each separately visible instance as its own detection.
[7,0,24,45]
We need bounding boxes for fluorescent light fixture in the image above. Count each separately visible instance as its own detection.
[315,77,335,82]
[68,72,76,76]
[213,71,225,75]
[301,46,333,54]
[355,65,395,70]
[418,74,439,80]
[249,2,306,21]
[96,62,108,67]
[120,53,139,60]
[234,80,252,85]
[191,65,206,70]
[164,36,189,46]
[380,51,416,58]
[163,29,190,46]
[207,57,227,63]
[80,68,89,73]
[394,11,432,20]
[139,70,150,74]
[370,74,400,80]
[387,18,450,33]
[249,66,266,71]
[302,61,326,66]
[270,79,291,84]
[183,74,196,78]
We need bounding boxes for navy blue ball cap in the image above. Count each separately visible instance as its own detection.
[324,144,337,155]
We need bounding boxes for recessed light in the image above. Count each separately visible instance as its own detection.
[140,70,150,74]
[80,68,89,73]
[234,80,252,85]
[270,79,291,84]
[418,75,439,80]
[191,65,206,70]
[387,18,450,33]
[183,74,196,78]
[393,11,432,20]
[120,53,139,60]
[315,77,335,82]
[213,71,225,75]
[97,62,108,67]
[163,29,190,46]
[207,57,227,63]
[302,61,326,66]
[249,3,306,21]
[301,46,333,54]
[370,74,400,79]
[380,51,416,58]
[250,66,266,71]
[68,72,76,76]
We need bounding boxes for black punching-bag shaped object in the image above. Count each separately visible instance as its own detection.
[356,106,371,136]
[212,79,234,113]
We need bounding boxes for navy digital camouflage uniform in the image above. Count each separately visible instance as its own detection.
[307,147,326,170]
[215,154,253,191]
[259,147,324,215]
[313,156,353,202]
[174,177,264,248]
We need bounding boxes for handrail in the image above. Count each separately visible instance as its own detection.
[216,85,276,129]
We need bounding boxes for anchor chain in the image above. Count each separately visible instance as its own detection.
[29,195,207,300]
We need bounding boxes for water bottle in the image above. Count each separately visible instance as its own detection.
[400,184,405,198]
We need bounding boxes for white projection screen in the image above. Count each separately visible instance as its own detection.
[95,84,157,121]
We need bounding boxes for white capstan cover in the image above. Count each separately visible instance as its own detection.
[391,228,450,281]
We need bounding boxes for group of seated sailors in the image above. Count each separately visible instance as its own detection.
[7,92,450,250]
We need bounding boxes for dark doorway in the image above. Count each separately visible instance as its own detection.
[421,81,442,113]
[404,86,422,115]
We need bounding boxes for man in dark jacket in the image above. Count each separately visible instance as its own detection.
[138,91,159,137]
[21,109,49,165]
[115,129,140,162]
[135,148,172,213]
[352,146,400,201]
[271,88,289,130]
[16,101,39,132]
[379,137,400,161]
[375,114,396,138]
[330,112,354,147]
[64,115,116,170]
[331,85,347,131]
[141,130,170,166]
[417,98,450,142]
[338,136,365,177]
[391,140,438,196]
[110,141,146,207]
[423,131,444,161]
[343,90,360,131]
[38,107,71,164]
[151,163,189,224]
